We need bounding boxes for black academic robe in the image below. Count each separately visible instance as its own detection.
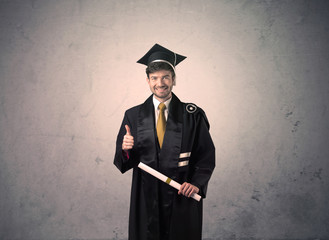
[114,93,215,240]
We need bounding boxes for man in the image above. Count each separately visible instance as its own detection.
[114,44,215,240]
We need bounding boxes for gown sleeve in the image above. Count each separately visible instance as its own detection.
[189,110,216,198]
[113,111,139,173]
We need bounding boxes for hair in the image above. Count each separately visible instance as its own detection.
[146,62,175,79]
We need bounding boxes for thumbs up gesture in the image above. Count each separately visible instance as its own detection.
[122,125,134,151]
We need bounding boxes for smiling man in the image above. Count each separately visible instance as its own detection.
[114,44,215,240]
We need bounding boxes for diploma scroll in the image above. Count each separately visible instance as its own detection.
[138,162,201,202]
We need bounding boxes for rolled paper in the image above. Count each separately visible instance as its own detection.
[138,162,201,202]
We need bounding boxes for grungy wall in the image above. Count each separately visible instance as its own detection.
[1,0,329,239]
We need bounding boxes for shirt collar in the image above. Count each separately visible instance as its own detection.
[153,95,172,110]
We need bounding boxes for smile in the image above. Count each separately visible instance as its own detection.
[156,87,168,91]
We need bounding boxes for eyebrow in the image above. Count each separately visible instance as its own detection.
[151,74,170,79]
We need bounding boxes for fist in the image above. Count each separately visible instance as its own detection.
[178,182,200,198]
[122,125,134,151]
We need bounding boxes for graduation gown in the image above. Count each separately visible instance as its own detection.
[114,93,215,240]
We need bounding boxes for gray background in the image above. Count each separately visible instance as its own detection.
[1,0,328,239]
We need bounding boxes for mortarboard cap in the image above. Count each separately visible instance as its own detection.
[137,44,186,72]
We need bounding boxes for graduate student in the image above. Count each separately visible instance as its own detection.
[114,43,215,240]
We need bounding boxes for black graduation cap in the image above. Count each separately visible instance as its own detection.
[137,44,186,71]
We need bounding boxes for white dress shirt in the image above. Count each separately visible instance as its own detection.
[153,96,171,127]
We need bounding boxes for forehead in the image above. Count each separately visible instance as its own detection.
[148,70,173,78]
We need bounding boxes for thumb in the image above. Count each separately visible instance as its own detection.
[125,125,131,136]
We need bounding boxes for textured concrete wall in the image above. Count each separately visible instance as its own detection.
[1,0,328,239]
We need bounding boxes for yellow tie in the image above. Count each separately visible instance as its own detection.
[157,102,166,148]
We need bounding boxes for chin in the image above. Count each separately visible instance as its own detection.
[157,93,171,100]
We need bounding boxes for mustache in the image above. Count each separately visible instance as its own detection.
[155,86,168,89]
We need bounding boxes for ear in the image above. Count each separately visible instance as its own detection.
[173,76,176,86]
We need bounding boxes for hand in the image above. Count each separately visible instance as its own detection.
[178,182,199,198]
[122,125,134,151]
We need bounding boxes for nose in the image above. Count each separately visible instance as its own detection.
[157,78,165,86]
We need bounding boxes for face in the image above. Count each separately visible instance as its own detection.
[147,70,175,102]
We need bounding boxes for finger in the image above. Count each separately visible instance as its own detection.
[125,125,131,136]
[188,187,196,197]
[122,136,134,148]
[182,184,191,196]
[123,138,134,145]
[123,136,134,143]
[179,182,187,195]
[122,142,133,150]
[124,141,134,147]
[124,142,134,147]
[184,185,193,197]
